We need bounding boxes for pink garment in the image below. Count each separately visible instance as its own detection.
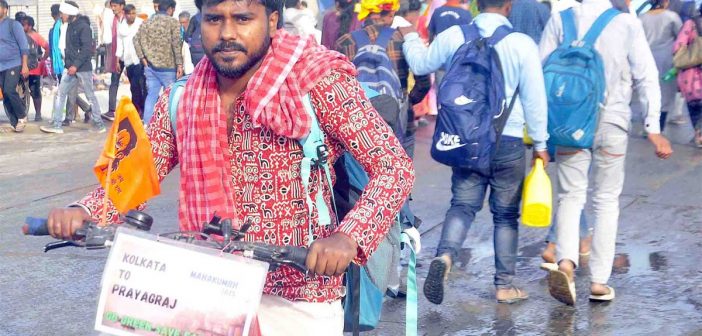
[674,19,702,102]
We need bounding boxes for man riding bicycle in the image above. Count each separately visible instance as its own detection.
[45,0,414,334]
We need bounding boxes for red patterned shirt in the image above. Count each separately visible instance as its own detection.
[76,70,415,303]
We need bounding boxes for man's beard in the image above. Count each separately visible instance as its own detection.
[206,35,271,79]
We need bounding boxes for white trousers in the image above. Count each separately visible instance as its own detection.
[555,123,628,284]
[256,295,344,336]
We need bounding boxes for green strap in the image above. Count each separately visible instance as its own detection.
[401,232,417,336]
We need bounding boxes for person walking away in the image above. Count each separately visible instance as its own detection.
[45,0,414,334]
[178,11,195,74]
[116,4,146,118]
[539,0,673,305]
[20,16,48,122]
[427,0,472,41]
[40,1,107,134]
[398,0,550,304]
[101,0,126,121]
[0,0,29,132]
[134,0,183,124]
[183,11,205,66]
[321,0,361,50]
[673,5,702,146]
[508,0,551,43]
[640,0,682,132]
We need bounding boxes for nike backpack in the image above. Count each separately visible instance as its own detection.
[543,8,620,148]
[430,24,518,176]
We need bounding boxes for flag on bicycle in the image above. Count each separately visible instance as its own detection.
[94,97,160,213]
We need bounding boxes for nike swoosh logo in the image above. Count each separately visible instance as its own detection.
[435,142,468,151]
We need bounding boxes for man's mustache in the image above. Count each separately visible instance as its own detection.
[213,42,247,54]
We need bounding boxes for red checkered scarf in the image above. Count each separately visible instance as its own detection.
[176,30,356,230]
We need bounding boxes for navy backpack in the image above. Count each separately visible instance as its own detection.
[431,24,518,176]
[350,27,404,102]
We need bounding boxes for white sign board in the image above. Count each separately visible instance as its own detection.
[95,227,268,336]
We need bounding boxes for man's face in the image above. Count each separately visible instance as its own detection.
[60,12,70,22]
[126,9,136,24]
[111,2,124,16]
[0,6,7,19]
[153,2,159,11]
[179,17,189,30]
[202,0,278,79]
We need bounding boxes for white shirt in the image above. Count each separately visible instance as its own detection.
[101,8,115,45]
[59,22,68,59]
[539,0,662,134]
[284,7,321,42]
[116,18,143,66]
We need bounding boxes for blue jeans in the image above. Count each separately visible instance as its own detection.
[436,137,525,288]
[51,70,104,129]
[143,66,176,124]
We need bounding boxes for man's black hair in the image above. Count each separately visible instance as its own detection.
[124,4,136,12]
[51,3,61,17]
[110,0,126,6]
[477,0,509,11]
[153,0,160,3]
[196,0,284,16]
[21,15,35,28]
[285,0,300,8]
[408,0,421,11]
[159,0,176,11]
[0,0,8,9]
[14,11,27,20]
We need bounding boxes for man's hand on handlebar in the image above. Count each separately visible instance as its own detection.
[47,207,91,240]
[306,232,357,277]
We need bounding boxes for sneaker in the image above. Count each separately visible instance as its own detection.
[40,125,64,134]
[101,111,115,121]
[34,116,43,122]
[694,130,702,148]
[89,126,107,134]
[61,120,74,127]
[13,118,27,132]
[423,254,452,304]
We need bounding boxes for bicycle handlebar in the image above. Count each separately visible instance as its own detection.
[22,213,309,273]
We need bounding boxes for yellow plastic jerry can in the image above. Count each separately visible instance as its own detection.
[521,158,552,227]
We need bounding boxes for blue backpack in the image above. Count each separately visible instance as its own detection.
[431,24,518,176]
[350,27,404,102]
[543,8,620,148]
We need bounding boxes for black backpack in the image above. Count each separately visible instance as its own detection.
[26,33,41,70]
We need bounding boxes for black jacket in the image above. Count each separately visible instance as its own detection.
[64,15,93,72]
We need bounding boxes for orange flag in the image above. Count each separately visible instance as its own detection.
[94,97,160,213]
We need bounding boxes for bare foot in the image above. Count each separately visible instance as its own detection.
[542,242,556,263]
[558,259,576,282]
[591,283,611,296]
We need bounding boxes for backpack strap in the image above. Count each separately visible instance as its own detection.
[375,26,396,49]
[401,232,418,336]
[581,8,620,47]
[560,8,577,46]
[487,25,513,46]
[298,93,336,245]
[168,75,190,134]
[350,29,371,54]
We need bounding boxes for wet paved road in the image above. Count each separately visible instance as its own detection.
[1,100,702,335]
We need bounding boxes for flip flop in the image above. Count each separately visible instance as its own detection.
[496,285,529,304]
[540,263,576,306]
[589,285,615,302]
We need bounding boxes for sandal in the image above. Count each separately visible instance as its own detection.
[496,285,529,304]
[589,285,615,302]
[541,263,576,305]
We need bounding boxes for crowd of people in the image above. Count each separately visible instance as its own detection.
[6,0,697,332]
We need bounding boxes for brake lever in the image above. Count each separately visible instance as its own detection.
[44,240,84,252]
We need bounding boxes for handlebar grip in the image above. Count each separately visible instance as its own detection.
[23,217,50,236]
[283,246,309,271]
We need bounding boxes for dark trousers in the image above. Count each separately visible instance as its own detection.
[688,100,702,131]
[28,75,42,120]
[126,64,147,118]
[0,66,27,127]
[108,60,125,113]
[57,73,91,121]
